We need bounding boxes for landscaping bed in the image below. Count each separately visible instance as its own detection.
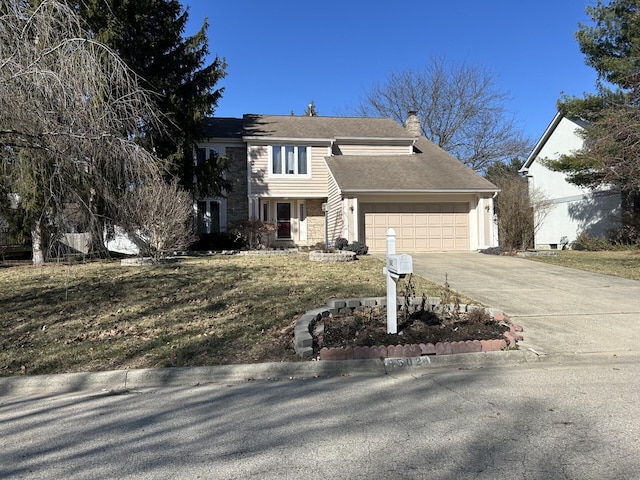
[292,296,519,360]
[317,306,509,350]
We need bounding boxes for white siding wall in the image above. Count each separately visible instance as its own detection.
[476,196,498,248]
[529,117,619,247]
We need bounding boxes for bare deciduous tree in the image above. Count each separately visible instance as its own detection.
[120,179,196,261]
[356,56,532,172]
[491,175,554,251]
[0,0,165,263]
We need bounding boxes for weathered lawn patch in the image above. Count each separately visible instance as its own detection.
[525,250,640,280]
[0,254,462,376]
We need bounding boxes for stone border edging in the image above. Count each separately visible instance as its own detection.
[293,297,523,359]
[308,250,357,262]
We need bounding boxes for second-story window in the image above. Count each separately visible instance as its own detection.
[272,145,309,176]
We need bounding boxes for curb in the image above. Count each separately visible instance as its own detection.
[2,350,637,397]
[0,350,540,397]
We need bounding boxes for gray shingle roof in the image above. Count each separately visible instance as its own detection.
[203,115,498,193]
[202,117,245,139]
[203,115,414,140]
[242,114,415,140]
[326,137,498,192]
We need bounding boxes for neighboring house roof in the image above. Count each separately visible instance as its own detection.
[521,112,587,172]
[326,137,498,194]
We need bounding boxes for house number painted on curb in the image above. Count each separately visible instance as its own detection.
[384,357,430,369]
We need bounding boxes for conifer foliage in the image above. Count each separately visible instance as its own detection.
[74,0,228,194]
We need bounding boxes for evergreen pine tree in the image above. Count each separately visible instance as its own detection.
[75,0,228,194]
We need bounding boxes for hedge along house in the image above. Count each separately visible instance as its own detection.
[200,113,499,252]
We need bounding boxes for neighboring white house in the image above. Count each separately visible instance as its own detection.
[520,112,620,249]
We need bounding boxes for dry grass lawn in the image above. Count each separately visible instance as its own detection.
[525,249,640,280]
[0,254,460,377]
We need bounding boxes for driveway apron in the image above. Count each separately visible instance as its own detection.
[401,253,640,358]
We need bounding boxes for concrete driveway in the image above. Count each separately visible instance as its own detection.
[406,252,640,359]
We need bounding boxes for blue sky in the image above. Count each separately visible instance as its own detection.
[182,0,598,142]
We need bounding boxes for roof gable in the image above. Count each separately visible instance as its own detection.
[521,112,587,171]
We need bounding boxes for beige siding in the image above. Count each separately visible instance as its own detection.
[249,144,329,197]
[326,172,343,247]
[335,144,412,156]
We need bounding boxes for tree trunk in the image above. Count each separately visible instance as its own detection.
[31,219,45,265]
[86,216,106,257]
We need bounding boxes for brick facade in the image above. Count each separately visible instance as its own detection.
[306,198,326,246]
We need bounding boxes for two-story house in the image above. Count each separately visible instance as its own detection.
[198,112,499,253]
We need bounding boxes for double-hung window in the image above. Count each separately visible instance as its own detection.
[271,145,309,176]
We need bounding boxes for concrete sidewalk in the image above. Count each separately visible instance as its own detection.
[408,252,640,358]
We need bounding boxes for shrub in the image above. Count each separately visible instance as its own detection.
[607,223,640,247]
[572,231,611,251]
[231,220,277,249]
[189,232,243,251]
[334,237,349,250]
[467,308,492,324]
[345,241,368,255]
[120,179,196,261]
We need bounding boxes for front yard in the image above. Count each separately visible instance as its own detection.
[0,254,457,376]
[525,249,640,280]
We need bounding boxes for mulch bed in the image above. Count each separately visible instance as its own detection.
[314,306,509,352]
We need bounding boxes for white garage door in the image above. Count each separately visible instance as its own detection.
[362,203,470,252]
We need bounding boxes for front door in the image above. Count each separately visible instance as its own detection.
[276,202,291,239]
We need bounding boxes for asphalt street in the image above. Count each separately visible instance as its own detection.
[1,360,639,479]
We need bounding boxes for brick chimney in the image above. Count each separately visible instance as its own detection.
[405,110,421,137]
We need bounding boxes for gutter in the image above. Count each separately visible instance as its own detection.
[339,188,500,195]
[242,136,333,144]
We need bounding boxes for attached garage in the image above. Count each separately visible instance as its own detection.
[324,138,499,254]
[361,203,470,253]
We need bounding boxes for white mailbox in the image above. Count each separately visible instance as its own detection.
[386,254,413,275]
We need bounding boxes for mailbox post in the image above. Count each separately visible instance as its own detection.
[382,228,413,334]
